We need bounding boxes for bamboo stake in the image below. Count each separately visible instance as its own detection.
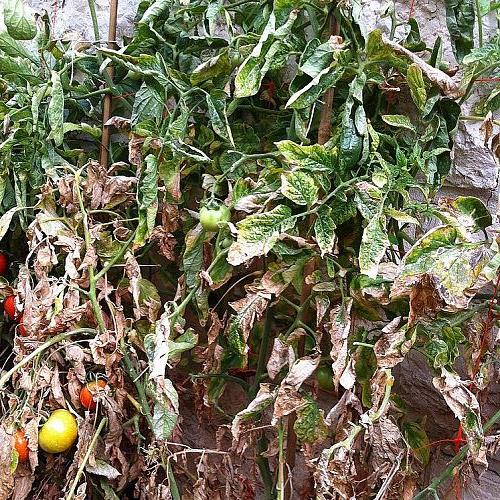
[99,0,119,167]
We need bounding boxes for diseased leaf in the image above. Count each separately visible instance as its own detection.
[359,216,390,279]
[402,422,430,465]
[48,71,64,146]
[131,82,164,126]
[382,115,416,132]
[281,170,319,206]
[294,395,328,443]
[314,206,336,257]
[407,64,427,111]
[134,154,158,248]
[227,205,295,266]
[4,0,36,40]
[276,140,337,172]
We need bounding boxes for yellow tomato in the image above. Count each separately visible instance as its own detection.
[38,409,78,453]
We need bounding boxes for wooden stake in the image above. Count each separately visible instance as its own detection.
[284,7,339,499]
[99,0,119,168]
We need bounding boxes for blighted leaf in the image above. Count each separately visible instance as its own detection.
[267,337,289,379]
[402,422,430,465]
[407,63,427,111]
[152,378,179,441]
[134,154,158,248]
[231,384,276,454]
[359,216,390,279]
[384,208,419,225]
[4,0,36,40]
[433,368,486,463]
[314,206,336,257]
[138,0,172,26]
[374,319,414,368]
[294,395,328,443]
[225,284,270,356]
[86,460,121,479]
[382,115,416,132]
[439,196,492,233]
[281,171,319,206]
[391,225,493,312]
[0,206,22,243]
[276,140,337,172]
[191,51,232,85]
[273,354,320,421]
[227,205,295,266]
[329,299,353,390]
[48,71,64,146]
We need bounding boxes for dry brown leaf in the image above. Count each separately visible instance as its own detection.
[374,318,414,368]
[328,299,353,390]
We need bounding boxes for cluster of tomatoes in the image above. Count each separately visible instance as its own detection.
[1,252,109,464]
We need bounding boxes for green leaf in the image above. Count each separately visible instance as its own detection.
[0,55,37,81]
[384,208,420,225]
[445,0,475,62]
[48,71,64,146]
[402,422,430,465]
[131,82,164,126]
[3,0,36,40]
[382,115,416,132]
[227,205,295,266]
[0,31,36,61]
[281,171,319,206]
[407,64,427,111]
[286,65,345,109]
[134,154,158,248]
[234,9,298,97]
[276,140,337,172]
[299,38,337,77]
[138,0,172,26]
[359,216,390,279]
[182,225,205,291]
[314,206,336,257]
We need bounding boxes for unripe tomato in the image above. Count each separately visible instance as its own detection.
[80,379,107,410]
[199,204,231,232]
[316,365,334,392]
[38,409,78,453]
[4,295,16,320]
[0,253,8,275]
[13,429,29,463]
[17,315,27,337]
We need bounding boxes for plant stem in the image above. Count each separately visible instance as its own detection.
[475,0,484,47]
[74,170,107,333]
[0,329,96,390]
[460,115,500,127]
[66,417,108,500]
[250,306,273,399]
[413,406,500,499]
[120,338,155,431]
[94,230,137,281]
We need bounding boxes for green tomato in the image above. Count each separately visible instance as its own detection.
[316,365,334,392]
[200,204,231,232]
[220,236,233,248]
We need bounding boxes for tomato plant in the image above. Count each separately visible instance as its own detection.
[38,410,78,454]
[0,0,498,499]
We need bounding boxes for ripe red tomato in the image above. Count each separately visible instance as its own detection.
[80,379,108,410]
[13,429,29,463]
[0,253,8,275]
[4,295,16,320]
[18,315,27,337]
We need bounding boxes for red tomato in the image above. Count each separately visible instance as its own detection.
[0,253,8,275]
[79,379,107,410]
[18,315,27,337]
[13,429,29,463]
[4,295,16,320]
